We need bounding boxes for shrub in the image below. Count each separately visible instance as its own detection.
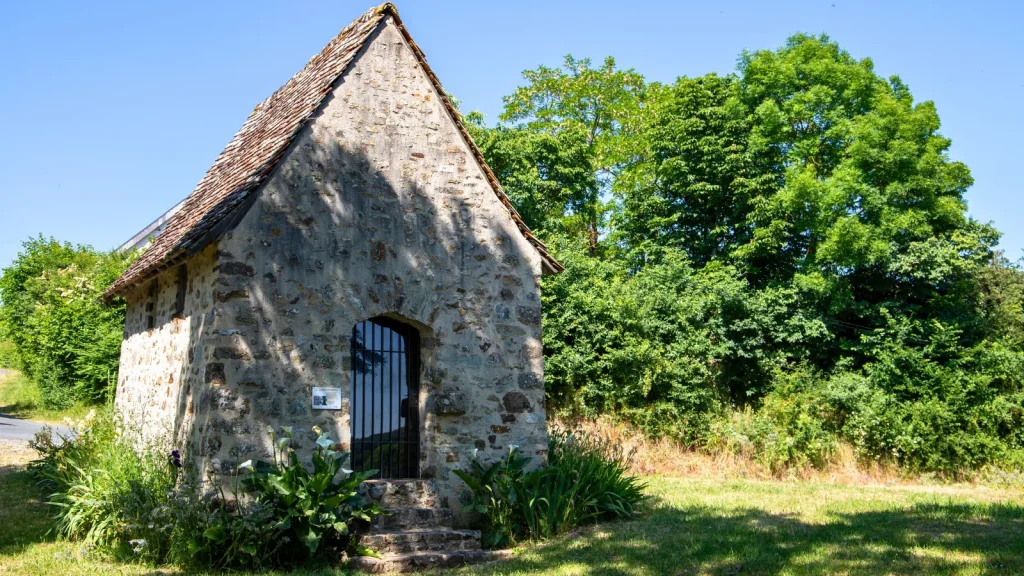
[167,474,290,569]
[30,411,178,562]
[237,426,386,564]
[0,237,135,408]
[0,339,18,368]
[830,322,1024,474]
[454,447,530,548]
[455,428,647,548]
[542,243,829,442]
[30,420,386,569]
[547,429,647,518]
[707,368,838,473]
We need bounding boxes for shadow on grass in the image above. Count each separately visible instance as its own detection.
[0,398,35,420]
[477,497,1024,575]
[0,469,55,556]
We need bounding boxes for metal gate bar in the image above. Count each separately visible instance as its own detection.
[350,317,419,479]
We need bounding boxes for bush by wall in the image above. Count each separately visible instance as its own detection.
[455,428,647,548]
[29,417,386,570]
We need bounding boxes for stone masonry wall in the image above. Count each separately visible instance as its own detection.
[116,245,219,448]
[178,17,548,516]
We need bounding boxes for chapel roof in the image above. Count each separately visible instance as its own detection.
[105,3,561,298]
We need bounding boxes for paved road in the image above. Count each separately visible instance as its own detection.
[0,412,68,441]
[0,368,71,441]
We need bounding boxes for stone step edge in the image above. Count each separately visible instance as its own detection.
[359,528,483,556]
[348,549,513,573]
[373,506,454,516]
[367,507,455,531]
[361,527,481,537]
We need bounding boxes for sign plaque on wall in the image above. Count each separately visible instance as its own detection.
[311,387,342,410]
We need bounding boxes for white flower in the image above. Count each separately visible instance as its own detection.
[472,448,479,459]
[129,539,147,553]
[509,444,520,452]
[238,460,254,471]
[341,468,353,475]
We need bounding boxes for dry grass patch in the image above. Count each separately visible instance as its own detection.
[556,417,1015,489]
[0,440,35,471]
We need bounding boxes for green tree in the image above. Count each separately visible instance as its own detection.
[614,74,778,268]
[0,236,134,407]
[617,34,999,365]
[501,56,644,251]
[466,113,596,234]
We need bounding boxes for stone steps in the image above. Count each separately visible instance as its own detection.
[373,506,454,531]
[360,478,439,508]
[359,528,481,555]
[349,549,513,574]
[350,478,506,572]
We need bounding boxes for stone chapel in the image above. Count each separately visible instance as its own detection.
[105,4,560,568]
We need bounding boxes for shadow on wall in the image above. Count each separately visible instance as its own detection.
[121,125,545,480]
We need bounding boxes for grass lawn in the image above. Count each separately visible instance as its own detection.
[1,462,1021,576]
[447,478,1024,576]
[0,371,94,424]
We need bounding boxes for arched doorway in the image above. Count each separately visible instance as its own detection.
[350,316,420,479]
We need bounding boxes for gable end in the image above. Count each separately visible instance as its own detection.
[105,3,560,300]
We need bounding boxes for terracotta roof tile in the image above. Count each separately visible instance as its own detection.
[106,3,560,299]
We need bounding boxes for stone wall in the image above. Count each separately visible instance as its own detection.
[116,245,218,448]
[177,16,548,514]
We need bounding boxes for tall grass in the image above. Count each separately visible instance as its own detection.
[0,339,18,368]
[556,416,910,484]
[455,426,648,548]
[0,372,42,412]
[29,411,178,563]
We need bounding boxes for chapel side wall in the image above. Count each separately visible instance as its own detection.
[185,18,548,511]
[115,245,219,449]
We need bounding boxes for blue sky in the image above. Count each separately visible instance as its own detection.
[1,0,1020,270]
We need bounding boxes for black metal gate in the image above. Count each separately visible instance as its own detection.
[350,317,419,479]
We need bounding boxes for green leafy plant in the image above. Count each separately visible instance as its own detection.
[0,236,135,408]
[240,426,387,561]
[547,428,648,519]
[454,446,531,548]
[168,476,289,570]
[455,430,648,548]
[29,410,178,563]
[30,418,386,569]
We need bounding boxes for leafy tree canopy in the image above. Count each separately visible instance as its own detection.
[473,35,1024,472]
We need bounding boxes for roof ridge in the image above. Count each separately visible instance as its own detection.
[105,2,559,299]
